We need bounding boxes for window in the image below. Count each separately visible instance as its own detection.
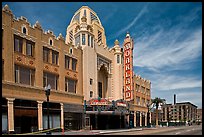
[23,27,27,34]
[142,98,145,106]
[43,72,58,90]
[65,78,77,93]
[90,78,93,85]
[141,86,145,93]
[91,36,94,48]
[72,58,77,71]
[65,55,70,69]
[90,12,99,23]
[14,35,23,53]
[90,91,93,98]
[98,30,102,43]
[135,84,140,92]
[43,47,50,63]
[88,34,90,46]
[52,50,59,65]
[136,96,140,105]
[73,12,80,22]
[117,55,120,64]
[15,65,35,86]
[69,48,73,54]
[49,39,53,46]
[146,88,150,95]
[26,41,34,57]
[69,30,73,43]
[75,35,80,46]
[84,9,86,17]
[82,34,85,45]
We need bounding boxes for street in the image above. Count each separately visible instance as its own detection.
[104,125,202,135]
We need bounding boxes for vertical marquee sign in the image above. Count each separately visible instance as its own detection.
[123,33,134,101]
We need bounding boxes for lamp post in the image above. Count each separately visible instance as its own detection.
[147,103,150,128]
[45,84,51,135]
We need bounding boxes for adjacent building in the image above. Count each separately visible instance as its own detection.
[161,102,197,124]
[196,108,202,124]
[2,5,84,133]
[129,74,151,127]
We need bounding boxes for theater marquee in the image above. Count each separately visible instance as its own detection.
[123,34,134,101]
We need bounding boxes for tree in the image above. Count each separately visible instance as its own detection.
[151,97,166,127]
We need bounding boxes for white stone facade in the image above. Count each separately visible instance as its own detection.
[66,6,123,101]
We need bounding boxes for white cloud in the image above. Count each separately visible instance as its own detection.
[152,74,202,90]
[108,5,148,41]
[133,28,202,71]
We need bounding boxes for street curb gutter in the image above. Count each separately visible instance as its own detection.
[99,128,143,134]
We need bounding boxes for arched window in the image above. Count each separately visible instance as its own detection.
[49,39,53,46]
[69,48,73,54]
[23,27,27,34]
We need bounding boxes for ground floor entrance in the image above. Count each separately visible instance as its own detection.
[88,114,126,130]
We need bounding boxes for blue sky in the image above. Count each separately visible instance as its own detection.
[2,2,202,108]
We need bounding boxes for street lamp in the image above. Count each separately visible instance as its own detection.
[146,103,150,128]
[45,84,51,135]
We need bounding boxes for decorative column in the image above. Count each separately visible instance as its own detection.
[134,111,136,127]
[7,98,15,133]
[60,103,64,130]
[140,112,142,127]
[145,112,147,127]
[37,101,43,131]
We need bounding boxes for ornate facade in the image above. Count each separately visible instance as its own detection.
[2,5,84,133]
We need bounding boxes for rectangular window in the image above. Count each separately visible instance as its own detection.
[135,84,140,92]
[136,96,140,105]
[82,34,85,45]
[146,88,150,95]
[65,78,77,93]
[117,55,120,64]
[65,55,70,69]
[75,35,80,46]
[88,34,90,46]
[15,65,35,86]
[14,35,23,53]
[26,41,34,57]
[52,50,59,65]
[91,36,93,48]
[90,78,93,85]
[142,98,145,106]
[90,91,93,98]
[43,47,50,63]
[43,72,58,90]
[72,58,77,71]
[141,86,145,93]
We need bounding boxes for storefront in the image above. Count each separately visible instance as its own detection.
[63,103,84,130]
[85,98,129,130]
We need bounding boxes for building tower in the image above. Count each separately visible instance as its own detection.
[112,39,123,100]
[65,6,123,101]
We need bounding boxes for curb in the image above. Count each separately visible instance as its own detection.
[99,128,142,134]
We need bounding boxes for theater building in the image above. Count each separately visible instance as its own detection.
[2,5,84,134]
[65,6,127,129]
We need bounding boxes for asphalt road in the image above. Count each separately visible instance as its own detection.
[104,125,202,135]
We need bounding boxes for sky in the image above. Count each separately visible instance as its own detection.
[2,2,202,108]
